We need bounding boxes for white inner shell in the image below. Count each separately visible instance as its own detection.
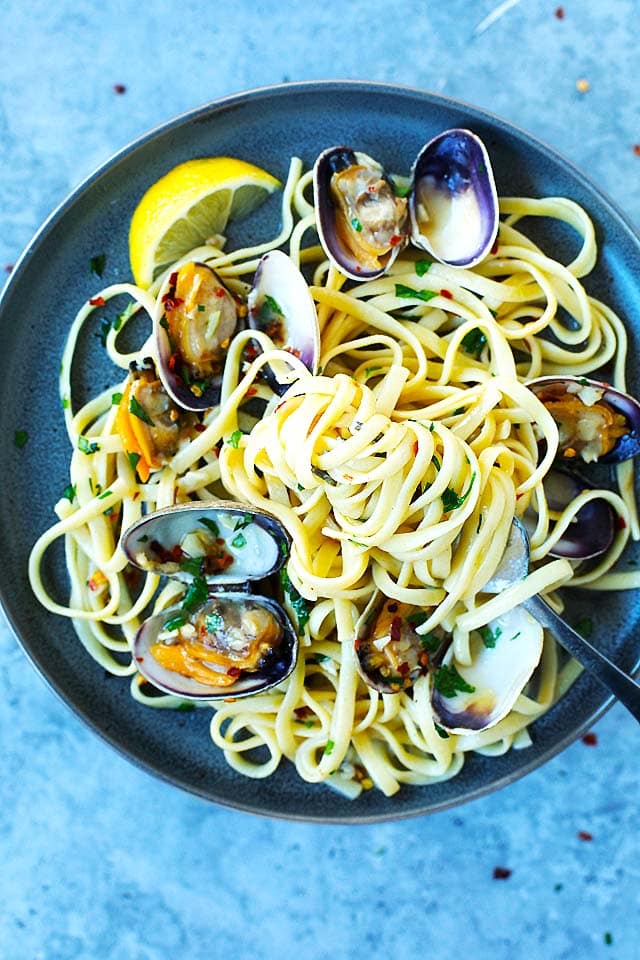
[437,605,544,734]
[415,175,483,264]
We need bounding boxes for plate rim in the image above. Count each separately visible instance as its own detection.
[3,79,639,823]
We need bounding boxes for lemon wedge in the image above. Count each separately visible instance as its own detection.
[129,157,281,288]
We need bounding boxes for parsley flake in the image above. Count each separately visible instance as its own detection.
[324,739,335,756]
[111,392,123,406]
[62,484,76,503]
[434,723,450,739]
[163,613,187,632]
[129,395,154,426]
[461,327,487,358]
[395,283,437,303]
[78,436,100,455]
[127,451,141,471]
[14,430,28,449]
[351,217,363,232]
[89,253,106,278]
[231,532,247,549]
[198,517,220,537]
[180,556,205,577]
[434,664,476,697]
[227,429,243,448]
[233,513,253,531]
[280,568,310,635]
[181,576,208,613]
[479,625,502,648]
[442,472,476,512]
[415,259,433,277]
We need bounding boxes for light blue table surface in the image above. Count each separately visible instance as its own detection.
[2,2,639,957]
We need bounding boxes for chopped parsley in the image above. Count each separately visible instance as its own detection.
[434,723,450,739]
[434,663,476,697]
[128,451,141,471]
[419,632,441,653]
[163,613,187,632]
[365,366,382,377]
[14,430,28,449]
[231,532,247,549]
[181,576,208,613]
[89,253,106,278]
[233,513,253,531]
[574,617,593,638]
[97,316,112,347]
[197,304,206,312]
[453,407,466,416]
[198,517,220,537]
[62,483,76,503]
[431,454,441,470]
[461,327,487,358]
[227,429,243,448]
[405,610,428,627]
[415,259,433,277]
[112,392,123,405]
[324,739,335,756]
[264,294,284,316]
[61,396,70,410]
[395,283,437,303]
[129,395,154,426]
[179,556,205,577]
[604,933,613,946]
[351,217,363,232]
[204,612,223,633]
[97,488,112,500]
[391,181,411,198]
[280,568,310,634]
[479,625,502,648]
[78,436,100,455]
[177,702,195,712]
[442,472,476,512]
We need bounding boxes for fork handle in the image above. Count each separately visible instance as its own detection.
[524,595,640,724]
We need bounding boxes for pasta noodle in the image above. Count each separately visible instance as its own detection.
[28,156,639,799]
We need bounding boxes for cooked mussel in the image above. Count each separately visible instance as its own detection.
[431,605,543,734]
[155,261,243,411]
[409,128,499,268]
[528,375,640,463]
[313,146,409,281]
[115,360,195,482]
[247,250,320,393]
[534,468,616,560]
[354,590,444,694]
[122,501,298,699]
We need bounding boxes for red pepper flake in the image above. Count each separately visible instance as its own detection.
[169,271,178,286]
[4,264,14,273]
[555,6,564,18]
[493,867,512,880]
[136,656,144,663]
[389,234,402,247]
[490,238,499,255]
[390,616,402,643]
[633,145,640,157]
[161,295,184,311]
[440,288,453,300]
[245,387,258,397]
[398,661,410,675]
[412,439,419,456]
[132,491,140,500]
[168,353,177,371]
[227,666,241,678]
[113,83,127,94]
[578,830,593,842]
[194,423,207,433]
[89,296,106,306]
[616,515,627,530]
[215,288,226,298]
[582,732,598,746]
[355,265,362,273]
[294,706,313,719]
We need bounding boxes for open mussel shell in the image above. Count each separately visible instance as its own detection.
[528,375,640,463]
[132,591,298,700]
[354,590,443,694]
[313,146,409,282]
[155,261,243,411]
[431,605,543,734]
[121,500,291,584]
[533,468,616,560]
[247,250,320,394]
[409,128,498,268]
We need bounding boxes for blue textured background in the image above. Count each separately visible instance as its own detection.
[2,1,639,957]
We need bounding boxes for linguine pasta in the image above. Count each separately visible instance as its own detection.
[28,157,638,799]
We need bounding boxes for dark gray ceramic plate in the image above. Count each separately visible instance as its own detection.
[2,81,639,823]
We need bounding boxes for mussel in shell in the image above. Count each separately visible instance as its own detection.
[313,146,409,281]
[353,590,444,694]
[528,376,640,463]
[122,500,298,699]
[155,261,242,411]
[115,360,195,482]
[409,128,499,268]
